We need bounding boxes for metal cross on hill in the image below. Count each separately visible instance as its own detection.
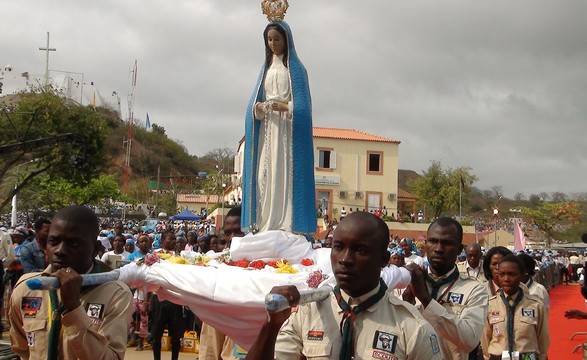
[38,31,56,88]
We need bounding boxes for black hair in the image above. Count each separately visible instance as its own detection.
[517,253,537,276]
[264,24,288,68]
[338,212,389,252]
[161,230,175,241]
[226,206,241,219]
[500,254,525,274]
[483,246,513,281]
[53,205,99,238]
[428,217,463,243]
[33,218,51,231]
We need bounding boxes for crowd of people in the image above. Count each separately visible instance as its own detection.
[2,204,576,359]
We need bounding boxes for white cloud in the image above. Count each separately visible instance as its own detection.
[1,0,585,197]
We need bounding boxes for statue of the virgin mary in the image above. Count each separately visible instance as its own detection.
[241,17,316,236]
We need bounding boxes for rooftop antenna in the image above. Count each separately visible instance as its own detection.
[123,60,137,195]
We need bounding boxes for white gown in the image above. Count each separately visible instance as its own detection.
[254,55,294,232]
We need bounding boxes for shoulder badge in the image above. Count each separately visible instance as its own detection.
[372,330,398,354]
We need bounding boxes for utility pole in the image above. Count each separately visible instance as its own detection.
[38,32,56,89]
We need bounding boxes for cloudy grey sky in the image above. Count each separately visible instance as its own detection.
[1,1,586,197]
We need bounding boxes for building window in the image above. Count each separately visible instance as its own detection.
[367,151,383,175]
[315,148,337,170]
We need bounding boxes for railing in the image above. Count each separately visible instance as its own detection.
[535,264,563,292]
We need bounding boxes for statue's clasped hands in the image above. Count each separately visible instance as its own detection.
[256,100,288,113]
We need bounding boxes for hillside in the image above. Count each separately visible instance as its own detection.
[97,107,203,188]
[398,169,420,193]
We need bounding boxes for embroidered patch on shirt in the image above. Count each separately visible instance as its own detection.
[22,297,42,318]
[26,332,35,348]
[430,334,440,354]
[489,316,504,324]
[372,331,397,354]
[307,330,324,341]
[371,350,398,360]
[493,324,500,335]
[448,292,464,305]
[521,308,535,317]
[86,303,105,325]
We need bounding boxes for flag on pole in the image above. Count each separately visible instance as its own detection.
[11,186,17,227]
[514,220,526,251]
[92,91,96,110]
[146,113,151,130]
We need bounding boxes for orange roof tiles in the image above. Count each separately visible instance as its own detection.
[398,188,418,200]
[238,127,400,146]
[313,127,400,144]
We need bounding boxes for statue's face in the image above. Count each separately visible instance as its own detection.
[267,28,285,56]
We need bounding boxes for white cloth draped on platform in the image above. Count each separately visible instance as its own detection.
[117,231,410,350]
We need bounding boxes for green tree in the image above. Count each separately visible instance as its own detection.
[19,174,121,211]
[0,92,108,211]
[410,160,478,218]
[519,202,582,247]
[151,123,166,136]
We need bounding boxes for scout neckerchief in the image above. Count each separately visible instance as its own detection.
[334,279,388,360]
[46,261,104,359]
[500,290,524,357]
[489,280,498,296]
[47,289,64,360]
[525,278,533,290]
[426,265,460,300]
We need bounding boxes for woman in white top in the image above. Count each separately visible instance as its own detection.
[100,234,130,268]
[399,238,424,268]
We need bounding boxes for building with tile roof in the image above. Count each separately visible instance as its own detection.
[231,127,404,222]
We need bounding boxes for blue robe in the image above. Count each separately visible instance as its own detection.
[241,21,316,235]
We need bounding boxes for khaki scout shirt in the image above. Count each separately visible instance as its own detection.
[416,269,488,360]
[9,264,132,359]
[275,288,443,360]
[481,288,549,360]
[527,280,550,311]
[457,260,488,284]
[0,230,15,268]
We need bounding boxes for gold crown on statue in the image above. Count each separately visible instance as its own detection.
[261,0,289,21]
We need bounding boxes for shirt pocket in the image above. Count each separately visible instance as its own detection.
[450,304,465,316]
[23,319,47,332]
[519,315,538,327]
[489,317,506,339]
[302,343,332,359]
[23,319,47,350]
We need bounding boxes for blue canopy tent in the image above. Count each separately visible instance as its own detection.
[171,209,203,221]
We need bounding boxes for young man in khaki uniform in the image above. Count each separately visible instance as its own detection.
[199,206,246,360]
[245,212,443,360]
[458,243,488,284]
[403,217,488,360]
[9,205,133,359]
[482,255,549,360]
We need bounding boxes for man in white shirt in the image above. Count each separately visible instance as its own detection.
[457,243,487,283]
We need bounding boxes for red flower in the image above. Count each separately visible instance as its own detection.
[301,258,314,266]
[229,259,250,268]
[248,260,266,270]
